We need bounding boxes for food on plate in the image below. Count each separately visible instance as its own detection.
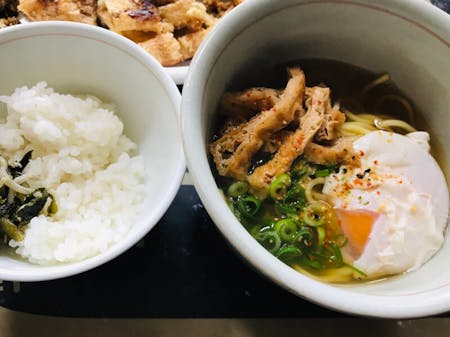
[209,61,449,282]
[16,0,243,66]
[18,0,97,25]
[0,0,19,28]
[0,82,146,265]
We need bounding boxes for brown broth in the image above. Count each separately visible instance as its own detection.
[227,58,423,126]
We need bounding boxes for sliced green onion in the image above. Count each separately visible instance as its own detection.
[275,185,307,214]
[303,202,327,227]
[250,225,262,237]
[274,218,298,241]
[302,256,323,270]
[227,181,249,198]
[291,158,309,180]
[292,228,313,246]
[343,263,367,278]
[316,227,326,247]
[330,243,343,265]
[269,174,291,201]
[276,245,302,261]
[314,169,332,178]
[236,195,261,218]
[314,164,339,178]
[255,230,281,253]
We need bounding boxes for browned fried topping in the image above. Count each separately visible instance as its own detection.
[209,68,305,181]
[17,0,242,66]
[19,0,97,25]
[128,0,158,20]
[304,139,360,166]
[210,66,362,198]
[248,87,329,195]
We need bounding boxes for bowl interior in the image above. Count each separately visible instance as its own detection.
[183,0,450,317]
[0,22,185,280]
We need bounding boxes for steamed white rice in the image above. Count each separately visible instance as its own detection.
[0,82,146,265]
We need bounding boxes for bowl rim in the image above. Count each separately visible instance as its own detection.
[0,21,186,281]
[181,0,450,318]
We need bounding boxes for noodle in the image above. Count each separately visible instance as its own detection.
[374,119,417,133]
[361,73,390,95]
[0,156,34,194]
[340,121,377,137]
[293,264,358,283]
[376,94,415,123]
[339,74,418,138]
[342,109,376,123]
[338,97,366,114]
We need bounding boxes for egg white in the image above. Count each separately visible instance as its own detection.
[323,131,449,278]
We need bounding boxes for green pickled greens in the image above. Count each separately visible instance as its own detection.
[0,152,57,242]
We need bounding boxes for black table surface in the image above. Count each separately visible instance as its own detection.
[1,0,449,319]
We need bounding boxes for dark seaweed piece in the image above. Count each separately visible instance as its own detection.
[12,188,49,225]
[8,150,33,178]
[0,186,8,199]
[0,199,14,218]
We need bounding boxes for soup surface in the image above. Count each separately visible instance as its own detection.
[209,59,449,283]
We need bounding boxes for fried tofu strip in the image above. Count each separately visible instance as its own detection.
[138,32,184,66]
[220,88,283,120]
[304,139,360,166]
[248,87,329,195]
[19,0,97,25]
[201,0,242,17]
[98,0,172,33]
[315,102,346,141]
[178,27,210,60]
[209,68,305,181]
[159,0,216,31]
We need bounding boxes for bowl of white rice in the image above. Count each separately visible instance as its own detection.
[0,22,185,281]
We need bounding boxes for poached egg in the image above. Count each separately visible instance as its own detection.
[323,131,449,278]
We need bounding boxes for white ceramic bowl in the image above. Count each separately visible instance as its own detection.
[0,22,185,281]
[181,0,450,318]
[166,64,189,85]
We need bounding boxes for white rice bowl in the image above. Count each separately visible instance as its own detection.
[0,82,146,265]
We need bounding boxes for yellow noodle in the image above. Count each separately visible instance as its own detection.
[375,119,417,133]
[361,73,390,95]
[340,122,376,136]
[343,109,376,123]
[376,94,415,123]
[293,264,357,283]
[339,97,366,114]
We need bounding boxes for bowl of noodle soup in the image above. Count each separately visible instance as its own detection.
[181,0,450,318]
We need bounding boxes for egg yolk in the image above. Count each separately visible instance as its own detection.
[335,209,379,257]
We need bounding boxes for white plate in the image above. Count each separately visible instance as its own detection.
[165,64,190,85]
